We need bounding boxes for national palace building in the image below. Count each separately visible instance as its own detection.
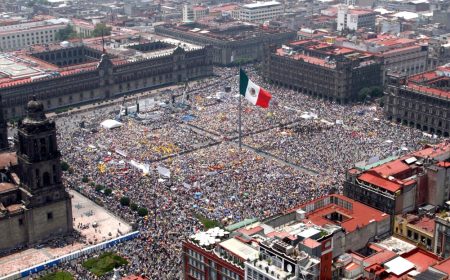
[0,35,213,119]
[384,64,450,137]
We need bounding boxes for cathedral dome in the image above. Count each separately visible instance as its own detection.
[26,98,44,114]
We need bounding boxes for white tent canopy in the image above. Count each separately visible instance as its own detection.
[100,119,123,129]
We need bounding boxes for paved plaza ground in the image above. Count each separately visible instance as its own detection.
[0,190,131,278]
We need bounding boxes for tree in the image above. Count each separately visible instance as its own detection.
[120,196,130,206]
[81,176,89,183]
[92,23,112,38]
[104,188,112,196]
[56,25,77,41]
[61,161,70,171]
[137,207,148,217]
[130,203,138,211]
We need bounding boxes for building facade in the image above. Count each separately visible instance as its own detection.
[240,1,283,23]
[0,19,69,51]
[154,22,296,66]
[337,5,376,31]
[263,40,381,103]
[182,5,209,22]
[0,98,73,251]
[0,45,213,119]
[344,142,450,221]
[384,65,450,137]
[434,212,450,258]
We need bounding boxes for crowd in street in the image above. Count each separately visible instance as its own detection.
[33,66,438,279]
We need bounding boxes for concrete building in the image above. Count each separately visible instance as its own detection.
[183,194,390,280]
[182,4,209,23]
[0,38,213,119]
[0,97,73,251]
[334,35,429,85]
[384,65,450,136]
[240,1,283,23]
[344,142,450,220]
[434,210,450,258]
[428,33,450,70]
[155,21,296,66]
[0,18,69,51]
[263,40,381,103]
[336,5,376,31]
[394,214,435,250]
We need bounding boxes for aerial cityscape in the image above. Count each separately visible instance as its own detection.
[0,0,449,279]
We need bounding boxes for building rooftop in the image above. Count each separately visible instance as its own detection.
[243,1,281,9]
[402,249,439,272]
[289,194,389,234]
[384,257,415,276]
[219,238,259,261]
[404,65,450,99]
[432,257,450,276]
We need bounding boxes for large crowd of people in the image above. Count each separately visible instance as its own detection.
[31,66,440,279]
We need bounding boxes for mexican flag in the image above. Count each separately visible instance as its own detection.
[239,69,272,108]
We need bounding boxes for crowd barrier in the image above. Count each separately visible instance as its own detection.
[0,231,139,280]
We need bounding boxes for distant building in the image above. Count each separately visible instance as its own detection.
[336,5,376,31]
[155,21,296,65]
[0,18,69,51]
[182,4,209,22]
[263,40,381,103]
[0,97,73,251]
[0,39,213,119]
[334,35,429,84]
[428,33,450,70]
[344,142,450,219]
[384,65,450,136]
[240,1,283,23]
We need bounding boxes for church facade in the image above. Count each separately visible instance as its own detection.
[0,96,73,252]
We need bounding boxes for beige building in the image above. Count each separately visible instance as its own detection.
[240,1,283,23]
[0,97,73,251]
[0,19,69,51]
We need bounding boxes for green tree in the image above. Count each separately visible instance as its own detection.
[137,207,149,217]
[120,196,130,206]
[81,176,89,183]
[130,203,138,211]
[61,161,70,171]
[56,25,77,41]
[92,23,112,38]
[104,188,112,196]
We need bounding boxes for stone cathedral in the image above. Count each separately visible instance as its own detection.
[0,96,72,252]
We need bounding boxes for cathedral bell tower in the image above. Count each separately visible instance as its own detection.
[17,97,70,208]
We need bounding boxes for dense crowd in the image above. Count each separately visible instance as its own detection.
[32,66,439,279]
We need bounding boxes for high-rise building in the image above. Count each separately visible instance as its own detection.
[240,1,283,23]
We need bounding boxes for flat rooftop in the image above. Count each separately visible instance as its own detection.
[289,194,390,233]
[0,190,132,277]
[243,1,282,9]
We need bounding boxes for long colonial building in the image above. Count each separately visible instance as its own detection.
[384,64,450,137]
[263,40,381,104]
[0,40,213,119]
[155,21,296,66]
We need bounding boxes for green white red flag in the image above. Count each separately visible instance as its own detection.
[239,69,272,108]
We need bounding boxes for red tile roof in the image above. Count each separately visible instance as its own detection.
[358,172,402,192]
[300,194,390,233]
[432,257,450,275]
[402,249,439,272]
[364,250,397,266]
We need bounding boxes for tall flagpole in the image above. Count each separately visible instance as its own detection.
[238,64,242,150]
